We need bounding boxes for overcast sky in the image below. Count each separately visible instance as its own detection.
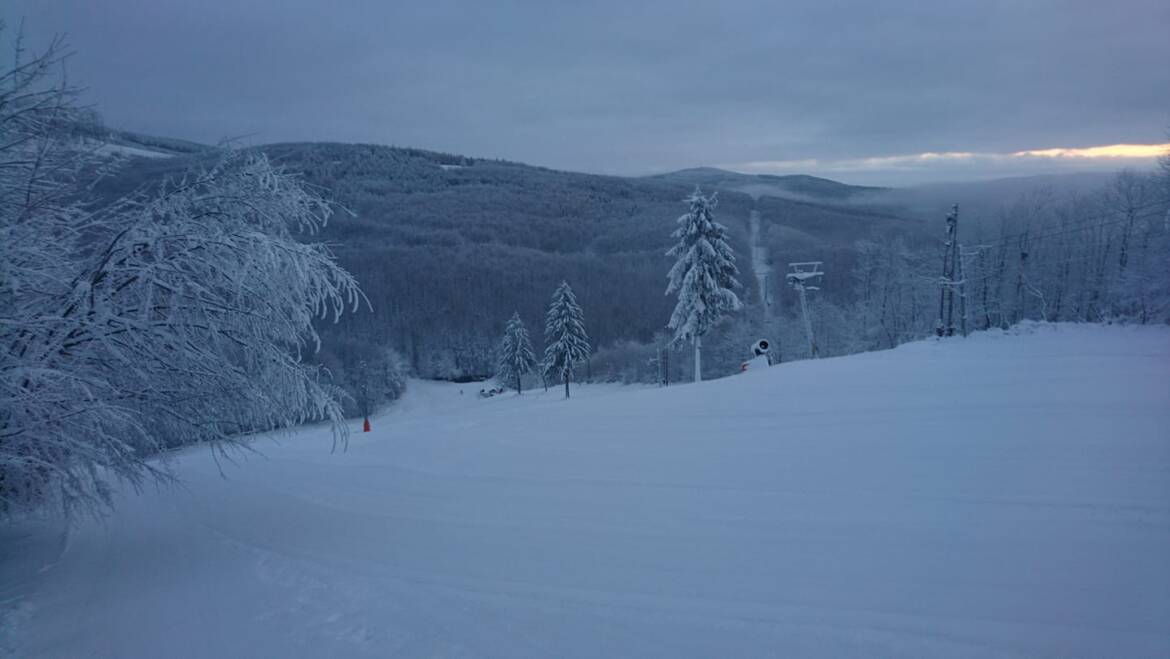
[7,0,1170,184]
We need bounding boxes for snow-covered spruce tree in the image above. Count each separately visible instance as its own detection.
[543,282,590,398]
[496,312,536,394]
[666,187,742,382]
[0,33,362,518]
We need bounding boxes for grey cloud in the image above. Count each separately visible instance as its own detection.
[7,0,1169,183]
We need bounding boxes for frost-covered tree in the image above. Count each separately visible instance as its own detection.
[543,281,590,398]
[317,341,409,418]
[496,312,536,394]
[666,187,742,382]
[1160,127,1170,186]
[0,32,362,518]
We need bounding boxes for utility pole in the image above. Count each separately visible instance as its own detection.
[648,331,670,386]
[772,307,783,364]
[937,205,962,337]
[357,359,371,432]
[956,245,984,338]
[786,261,824,358]
[660,337,669,386]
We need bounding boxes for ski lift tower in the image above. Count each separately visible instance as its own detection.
[786,261,824,358]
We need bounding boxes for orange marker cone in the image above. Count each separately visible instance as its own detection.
[362,416,371,433]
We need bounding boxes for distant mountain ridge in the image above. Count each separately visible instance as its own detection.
[649,167,887,201]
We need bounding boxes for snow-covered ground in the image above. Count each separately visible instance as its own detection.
[2,323,1168,658]
[747,208,772,315]
[94,142,175,159]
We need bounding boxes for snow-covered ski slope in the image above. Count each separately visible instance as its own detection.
[3,323,1168,658]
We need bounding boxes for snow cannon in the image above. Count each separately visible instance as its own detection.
[741,339,772,372]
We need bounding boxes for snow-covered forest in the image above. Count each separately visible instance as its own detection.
[3,26,1169,519]
[103,141,1170,397]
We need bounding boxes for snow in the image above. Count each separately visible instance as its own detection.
[3,323,1169,658]
[747,208,772,313]
[95,142,175,159]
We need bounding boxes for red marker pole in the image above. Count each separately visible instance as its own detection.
[362,416,371,432]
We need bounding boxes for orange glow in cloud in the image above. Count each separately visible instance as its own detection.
[1013,143,1170,159]
[725,142,1169,175]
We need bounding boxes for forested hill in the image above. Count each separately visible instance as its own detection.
[107,141,925,400]
[267,143,765,380]
[105,139,1164,418]
[263,144,929,381]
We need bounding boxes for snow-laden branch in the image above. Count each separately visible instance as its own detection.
[1,34,363,518]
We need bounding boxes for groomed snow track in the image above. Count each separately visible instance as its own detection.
[2,323,1168,658]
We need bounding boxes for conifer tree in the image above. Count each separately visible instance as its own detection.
[543,281,590,398]
[496,312,537,394]
[666,187,742,382]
